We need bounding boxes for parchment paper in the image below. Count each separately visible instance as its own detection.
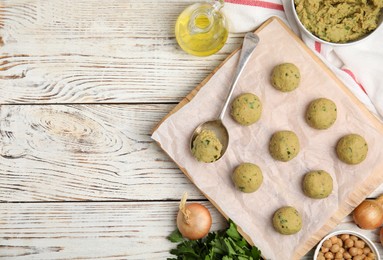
[152,18,383,259]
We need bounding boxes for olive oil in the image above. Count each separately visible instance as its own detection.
[175,2,228,57]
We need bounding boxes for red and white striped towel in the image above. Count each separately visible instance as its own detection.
[222,0,383,121]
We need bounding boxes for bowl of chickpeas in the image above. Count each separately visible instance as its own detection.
[314,230,380,260]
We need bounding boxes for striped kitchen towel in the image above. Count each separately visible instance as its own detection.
[222,0,383,121]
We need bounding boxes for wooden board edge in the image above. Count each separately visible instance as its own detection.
[152,16,383,259]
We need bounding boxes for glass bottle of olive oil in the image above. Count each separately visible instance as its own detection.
[175,0,228,57]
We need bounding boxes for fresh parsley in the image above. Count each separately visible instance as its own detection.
[167,220,262,260]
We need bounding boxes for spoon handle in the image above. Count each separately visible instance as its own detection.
[218,32,259,121]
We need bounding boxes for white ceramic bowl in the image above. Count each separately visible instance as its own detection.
[291,0,383,46]
[313,230,380,260]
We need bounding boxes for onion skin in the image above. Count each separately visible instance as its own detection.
[353,200,383,230]
[376,194,383,207]
[177,203,212,240]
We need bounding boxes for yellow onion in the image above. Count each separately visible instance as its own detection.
[353,199,383,230]
[176,192,212,240]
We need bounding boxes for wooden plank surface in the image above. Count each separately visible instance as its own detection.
[0,201,227,259]
[0,0,243,104]
[1,202,382,259]
[0,104,206,202]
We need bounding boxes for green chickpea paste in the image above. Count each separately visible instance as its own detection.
[294,0,383,43]
[191,129,222,163]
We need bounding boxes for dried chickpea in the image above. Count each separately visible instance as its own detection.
[349,247,359,256]
[353,255,364,260]
[335,251,343,259]
[355,240,365,249]
[343,252,352,259]
[363,247,371,254]
[317,233,376,260]
[317,254,325,260]
[344,238,354,248]
[340,234,350,241]
[336,237,343,247]
[323,239,332,248]
[324,251,334,259]
[330,244,340,253]
[321,246,330,253]
[330,236,338,244]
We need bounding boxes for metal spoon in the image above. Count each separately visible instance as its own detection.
[190,32,260,161]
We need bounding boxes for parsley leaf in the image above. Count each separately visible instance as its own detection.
[167,219,262,260]
[168,229,185,243]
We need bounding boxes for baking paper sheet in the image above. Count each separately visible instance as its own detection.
[152,18,383,259]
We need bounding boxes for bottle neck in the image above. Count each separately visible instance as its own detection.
[211,0,224,11]
[187,0,225,35]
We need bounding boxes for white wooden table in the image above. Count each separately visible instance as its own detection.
[0,1,382,259]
